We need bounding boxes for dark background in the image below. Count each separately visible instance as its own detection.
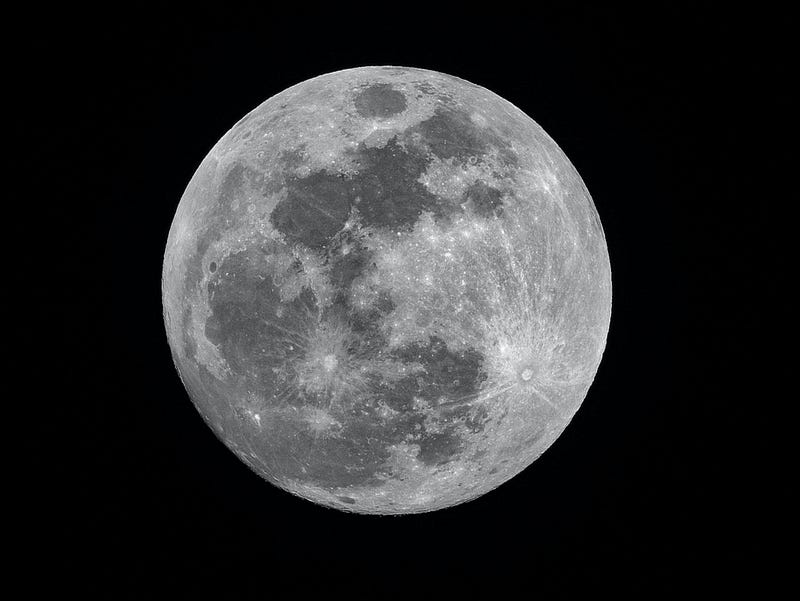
[27,7,783,599]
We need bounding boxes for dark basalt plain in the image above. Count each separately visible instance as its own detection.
[354,83,408,119]
[163,67,612,513]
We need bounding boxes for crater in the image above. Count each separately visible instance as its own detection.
[354,83,407,119]
[514,360,542,387]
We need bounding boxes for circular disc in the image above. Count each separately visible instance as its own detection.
[162,66,612,514]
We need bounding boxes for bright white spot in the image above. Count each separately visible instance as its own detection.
[323,355,338,372]
[174,220,191,246]
[470,112,488,127]
[521,369,533,381]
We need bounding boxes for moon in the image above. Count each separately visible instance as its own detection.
[162,66,612,514]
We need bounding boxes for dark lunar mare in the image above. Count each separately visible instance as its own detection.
[354,83,408,119]
[195,227,492,490]
[379,337,490,466]
[407,104,496,161]
[464,181,505,218]
[270,138,445,249]
[178,161,272,367]
[269,104,516,250]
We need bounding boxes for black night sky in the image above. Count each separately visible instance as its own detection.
[25,7,783,599]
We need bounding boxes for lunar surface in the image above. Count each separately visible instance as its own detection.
[162,66,612,514]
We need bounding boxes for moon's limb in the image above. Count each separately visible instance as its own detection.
[162,66,611,514]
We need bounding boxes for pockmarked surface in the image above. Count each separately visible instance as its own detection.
[163,67,612,513]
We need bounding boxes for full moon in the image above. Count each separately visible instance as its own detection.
[162,67,612,514]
